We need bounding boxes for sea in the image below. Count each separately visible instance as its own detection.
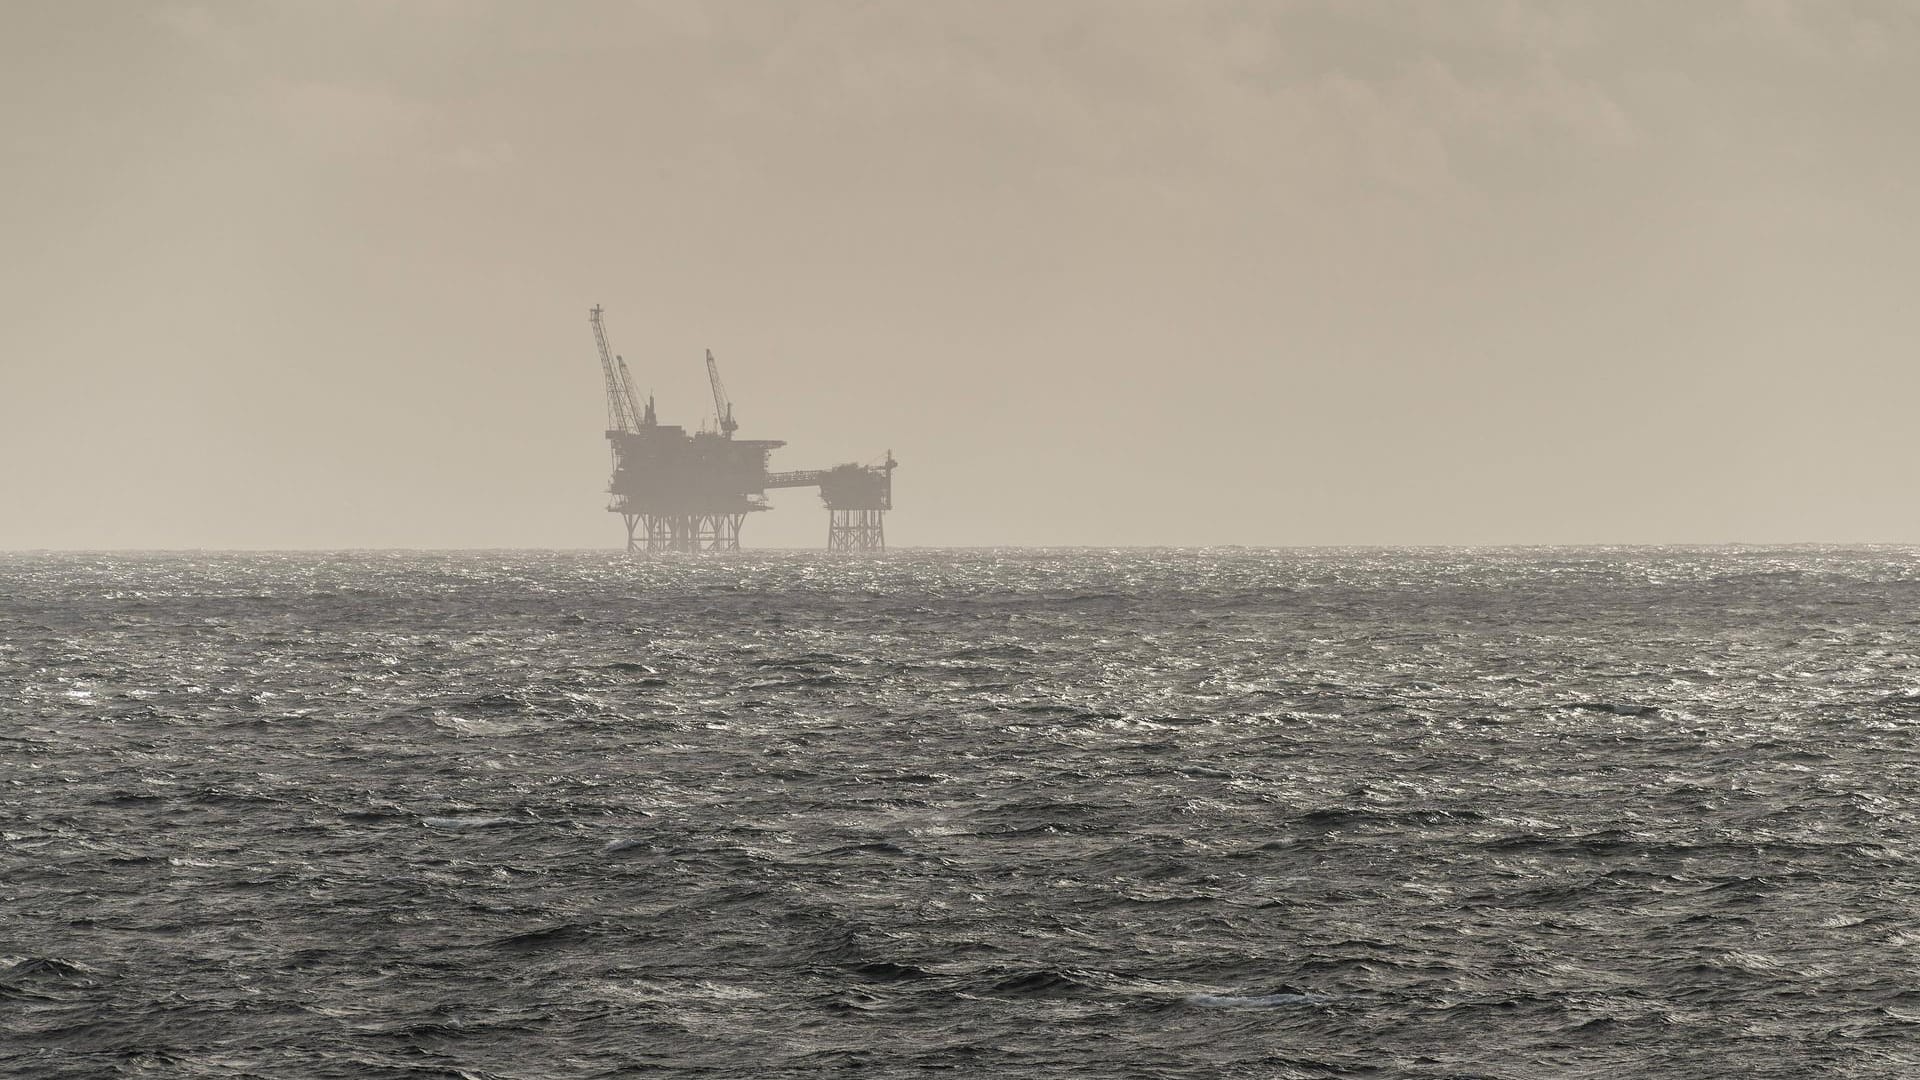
[3,547,1917,1078]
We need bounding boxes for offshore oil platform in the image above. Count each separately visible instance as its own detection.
[589,306,896,554]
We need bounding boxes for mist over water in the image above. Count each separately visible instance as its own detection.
[4,548,1918,1077]
[9,4,1920,549]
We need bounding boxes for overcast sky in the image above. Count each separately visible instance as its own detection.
[3,1,1917,549]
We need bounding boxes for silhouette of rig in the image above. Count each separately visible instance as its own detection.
[590,306,896,553]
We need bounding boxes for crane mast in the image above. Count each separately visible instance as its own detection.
[706,349,737,438]
[590,305,646,433]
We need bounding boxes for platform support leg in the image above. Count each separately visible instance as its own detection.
[827,509,886,552]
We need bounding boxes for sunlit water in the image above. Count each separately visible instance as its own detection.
[4,548,1918,1078]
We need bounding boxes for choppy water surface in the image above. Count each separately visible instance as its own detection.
[4,548,1920,1078]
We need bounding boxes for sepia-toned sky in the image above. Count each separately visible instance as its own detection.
[3,1,1917,549]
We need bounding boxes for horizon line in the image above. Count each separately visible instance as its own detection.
[4,542,1918,556]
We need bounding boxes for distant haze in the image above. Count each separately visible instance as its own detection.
[4,1,1917,549]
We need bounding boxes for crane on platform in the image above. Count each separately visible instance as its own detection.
[705,349,738,438]
[590,305,647,433]
[617,355,654,425]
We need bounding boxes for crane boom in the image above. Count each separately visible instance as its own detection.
[590,305,645,433]
[705,349,738,437]
[616,356,654,426]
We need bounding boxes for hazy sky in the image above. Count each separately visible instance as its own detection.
[4,1,1917,549]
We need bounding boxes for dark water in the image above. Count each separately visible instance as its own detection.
[4,548,1919,1078]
